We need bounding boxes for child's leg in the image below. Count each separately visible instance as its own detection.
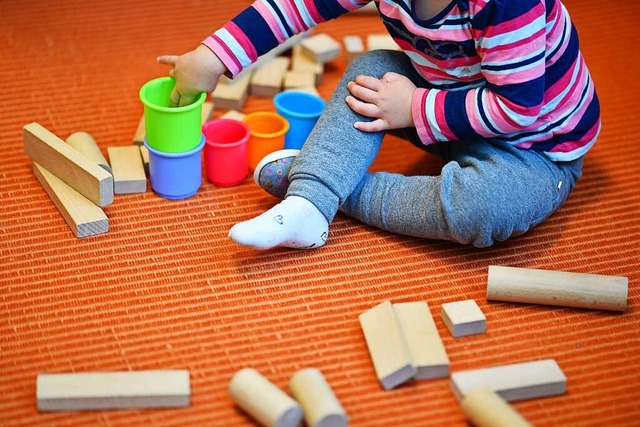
[229,50,422,249]
[341,139,584,247]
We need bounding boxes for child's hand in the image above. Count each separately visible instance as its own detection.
[157,45,227,107]
[346,72,416,132]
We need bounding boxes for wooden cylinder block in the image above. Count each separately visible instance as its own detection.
[66,131,112,174]
[289,368,348,427]
[461,386,532,427]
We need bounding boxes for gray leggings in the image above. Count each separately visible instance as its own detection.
[286,50,583,247]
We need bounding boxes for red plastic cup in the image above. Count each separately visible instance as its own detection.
[203,119,250,187]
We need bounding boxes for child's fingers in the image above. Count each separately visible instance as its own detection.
[345,96,381,118]
[157,55,178,66]
[353,75,383,91]
[169,88,181,107]
[347,81,378,103]
[354,118,387,133]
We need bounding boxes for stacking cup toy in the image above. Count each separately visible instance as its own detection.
[139,76,206,153]
[144,136,205,200]
[203,119,250,187]
[242,112,289,172]
[274,91,325,150]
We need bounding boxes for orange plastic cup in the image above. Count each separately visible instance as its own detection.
[242,112,289,172]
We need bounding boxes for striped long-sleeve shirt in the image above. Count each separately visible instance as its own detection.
[203,0,600,161]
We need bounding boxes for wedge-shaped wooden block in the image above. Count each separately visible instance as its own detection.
[23,122,114,207]
[213,73,252,110]
[251,57,290,97]
[36,370,190,411]
[461,386,532,427]
[33,163,108,238]
[291,45,323,84]
[133,101,214,145]
[441,299,486,337]
[107,146,147,194]
[451,359,567,403]
[394,301,450,379]
[344,35,364,65]
[367,34,401,51]
[487,265,628,312]
[359,300,417,390]
[301,33,341,63]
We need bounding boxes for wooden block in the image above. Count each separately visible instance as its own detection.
[367,34,401,51]
[213,73,252,110]
[36,370,190,411]
[251,57,290,98]
[66,132,112,175]
[139,145,149,176]
[283,71,316,90]
[33,163,108,238]
[219,110,246,121]
[289,368,348,427]
[300,33,341,63]
[393,302,450,379]
[461,386,532,427]
[487,265,628,312]
[450,359,567,403]
[441,299,486,338]
[291,45,323,84]
[359,300,417,390]
[228,368,303,427]
[344,35,364,65]
[133,101,215,144]
[107,146,147,194]
[23,122,114,207]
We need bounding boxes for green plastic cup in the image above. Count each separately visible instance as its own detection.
[139,76,206,153]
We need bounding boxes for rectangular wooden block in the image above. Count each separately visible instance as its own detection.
[133,101,214,145]
[367,34,401,51]
[441,299,486,338]
[283,71,316,90]
[291,45,323,84]
[33,163,108,238]
[219,110,246,121]
[359,300,417,390]
[23,122,114,207]
[393,302,450,379]
[344,35,364,65]
[213,73,252,110]
[251,57,290,97]
[107,146,147,194]
[139,145,150,176]
[300,33,341,63]
[451,359,567,403]
[37,370,190,411]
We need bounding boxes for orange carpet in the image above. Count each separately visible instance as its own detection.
[1,1,638,426]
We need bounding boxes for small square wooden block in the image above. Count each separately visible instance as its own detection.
[441,299,486,337]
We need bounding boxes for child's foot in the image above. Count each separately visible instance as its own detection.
[253,149,299,199]
[229,196,328,250]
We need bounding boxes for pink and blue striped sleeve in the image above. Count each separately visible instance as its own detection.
[412,0,547,145]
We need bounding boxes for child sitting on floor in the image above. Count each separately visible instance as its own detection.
[158,0,600,249]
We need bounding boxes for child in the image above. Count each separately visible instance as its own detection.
[158,0,600,249]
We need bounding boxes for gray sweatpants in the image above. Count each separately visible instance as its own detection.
[286,50,584,247]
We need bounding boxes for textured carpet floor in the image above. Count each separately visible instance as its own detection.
[1,1,638,426]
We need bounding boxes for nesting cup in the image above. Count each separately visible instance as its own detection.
[273,91,325,150]
[242,112,289,172]
[203,119,250,187]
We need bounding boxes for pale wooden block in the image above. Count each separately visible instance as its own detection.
[219,110,246,121]
[461,386,532,427]
[36,370,190,411]
[66,132,112,175]
[107,146,147,194]
[33,163,108,238]
[228,368,303,427]
[300,33,341,63]
[133,101,214,145]
[487,265,628,312]
[202,100,214,123]
[284,87,321,98]
[359,300,417,390]
[213,72,252,111]
[251,57,290,98]
[238,31,310,77]
[291,45,323,84]
[289,368,348,427]
[441,299,486,338]
[344,35,364,65]
[367,34,401,51]
[393,301,450,379]
[139,145,149,176]
[23,122,114,207]
[283,71,316,90]
[451,359,567,403]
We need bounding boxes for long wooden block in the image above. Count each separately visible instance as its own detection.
[300,33,341,63]
[461,387,532,427]
[487,265,628,312]
[250,57,290,98]
[393,301,450,379]
[359,300,417,390]
[23,122,114,207]
[291,45,323,84]
[451,359,567,403]
[107,146,147,194]
[33,163,108,238]
[66,132,112,174]
[213,73,252,110]
[441,299,486,337]
[36,370,190,411]
[289,368,348,427]
[133,101,214,145]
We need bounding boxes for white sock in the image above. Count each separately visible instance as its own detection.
[228,196,329,250]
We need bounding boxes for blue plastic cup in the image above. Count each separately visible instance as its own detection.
[144,136,205,200]
[273,91,326,149]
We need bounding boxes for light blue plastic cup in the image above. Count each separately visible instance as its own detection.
[144,136,204,200]
[273,91,326,149]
